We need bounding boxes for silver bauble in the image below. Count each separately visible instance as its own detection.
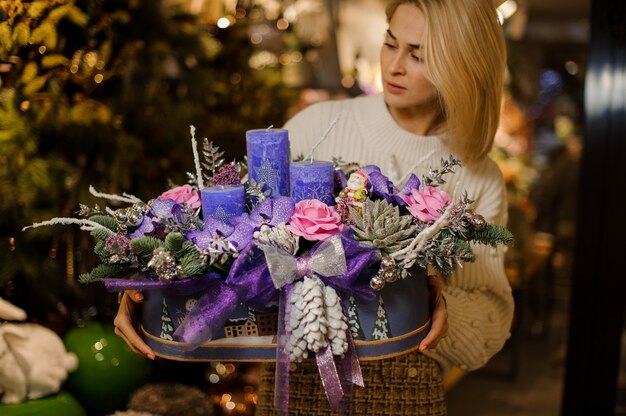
[471,214,486,230]
[380,257,396,271]
[383,270,398,283]
[369,276,385,291]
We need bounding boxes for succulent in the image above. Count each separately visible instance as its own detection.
[350,199,418,255]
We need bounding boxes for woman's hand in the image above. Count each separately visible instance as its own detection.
[419,274,448,352]
[113,290,156,360]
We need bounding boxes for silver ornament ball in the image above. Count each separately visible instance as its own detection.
[471,214,486,230]
[380,257,396,271]
[383,270,398,283]
[370,276,385,291]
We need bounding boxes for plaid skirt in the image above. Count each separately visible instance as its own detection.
[255,352,446,416]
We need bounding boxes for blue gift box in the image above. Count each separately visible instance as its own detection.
[140,266,430,362]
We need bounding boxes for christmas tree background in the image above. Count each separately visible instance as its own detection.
[0,2,313,413]
[0,0,300,326]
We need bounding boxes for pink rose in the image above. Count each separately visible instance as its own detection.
[286,199,344,241]
[158,184,201,209]
[402,186,451,223]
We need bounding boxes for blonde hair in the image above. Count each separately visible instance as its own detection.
[385,0,506,162]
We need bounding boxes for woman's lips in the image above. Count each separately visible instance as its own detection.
[385,81,406,94]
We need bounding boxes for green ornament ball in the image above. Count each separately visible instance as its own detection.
[0,391,86,416]
[63,322,152,415]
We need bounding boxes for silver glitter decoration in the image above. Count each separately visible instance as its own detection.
[254,160,279,192]
[113,202,149,232]
[148,247,182,280]
[213,206,232,223]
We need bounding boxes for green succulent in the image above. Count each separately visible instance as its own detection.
[350,199,418,255]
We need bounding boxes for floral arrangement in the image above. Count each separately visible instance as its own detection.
[24,127,512,411]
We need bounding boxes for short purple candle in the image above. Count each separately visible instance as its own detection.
[201,185,246,223]
[290,160,335,205]
[246,128,290,197]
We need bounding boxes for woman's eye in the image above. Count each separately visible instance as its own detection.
[384,42,397,49]
[411,55,423,62]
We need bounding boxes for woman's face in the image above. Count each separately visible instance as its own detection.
[380,4,439,114]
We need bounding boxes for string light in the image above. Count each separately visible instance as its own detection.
[217,17,230,28]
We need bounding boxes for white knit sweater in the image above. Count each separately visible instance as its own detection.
[284,93,514,373]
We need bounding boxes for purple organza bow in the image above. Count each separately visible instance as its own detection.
[361,165,421,205]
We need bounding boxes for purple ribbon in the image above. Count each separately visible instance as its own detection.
[101,272,222,296]
[274,286,292,416]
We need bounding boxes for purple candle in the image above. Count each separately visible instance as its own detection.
[290,160,335,205]
[201,185,246,223]
[246,128,290,197]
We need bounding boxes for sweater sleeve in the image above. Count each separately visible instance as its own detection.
[423,159,515,373]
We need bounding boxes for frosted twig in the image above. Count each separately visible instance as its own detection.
[89,186,142,204]
[190,125,204,189]
[305,112,341,163]
[397,150,435,187]
[389,203,453,260]
[22,218,115,236]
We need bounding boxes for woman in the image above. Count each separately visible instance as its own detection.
[255,0,512,414]
[115,0,513,413]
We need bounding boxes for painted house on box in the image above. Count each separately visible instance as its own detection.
[255,312,278,336]
[224,317,258,338]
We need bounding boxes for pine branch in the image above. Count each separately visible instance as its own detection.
[79,263,125,283]
[179,253,206,276]
[165,232,184,254]
[130,236,164,261]
[88,215,117,232]
[465,224,514,247]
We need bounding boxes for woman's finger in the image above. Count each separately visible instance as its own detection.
[114,293,155,360]
[419,294,448,352]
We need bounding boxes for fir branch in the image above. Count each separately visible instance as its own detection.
[130,236,164,261]
[90,227,113,242]
[94,240,109,261]
[78,263,125,283]
[89,185,142,204]
[464,224,514,247]
[189,125,204,189]
[165,232,185,254]
[88,215,117,232]
[180,253,206,276]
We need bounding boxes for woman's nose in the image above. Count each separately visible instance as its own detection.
[388,53,406,75]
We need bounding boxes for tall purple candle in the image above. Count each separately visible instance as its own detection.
[290,160,335,205]
[246,128,290,197]
[201,185,246,223]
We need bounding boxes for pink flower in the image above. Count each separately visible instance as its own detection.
[286,199,344,241]
[402,186,451,223]
[158,184,201,209]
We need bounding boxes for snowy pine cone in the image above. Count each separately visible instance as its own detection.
[289,277,329,361]
[324,286,349,356]
[254,224,300,255]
